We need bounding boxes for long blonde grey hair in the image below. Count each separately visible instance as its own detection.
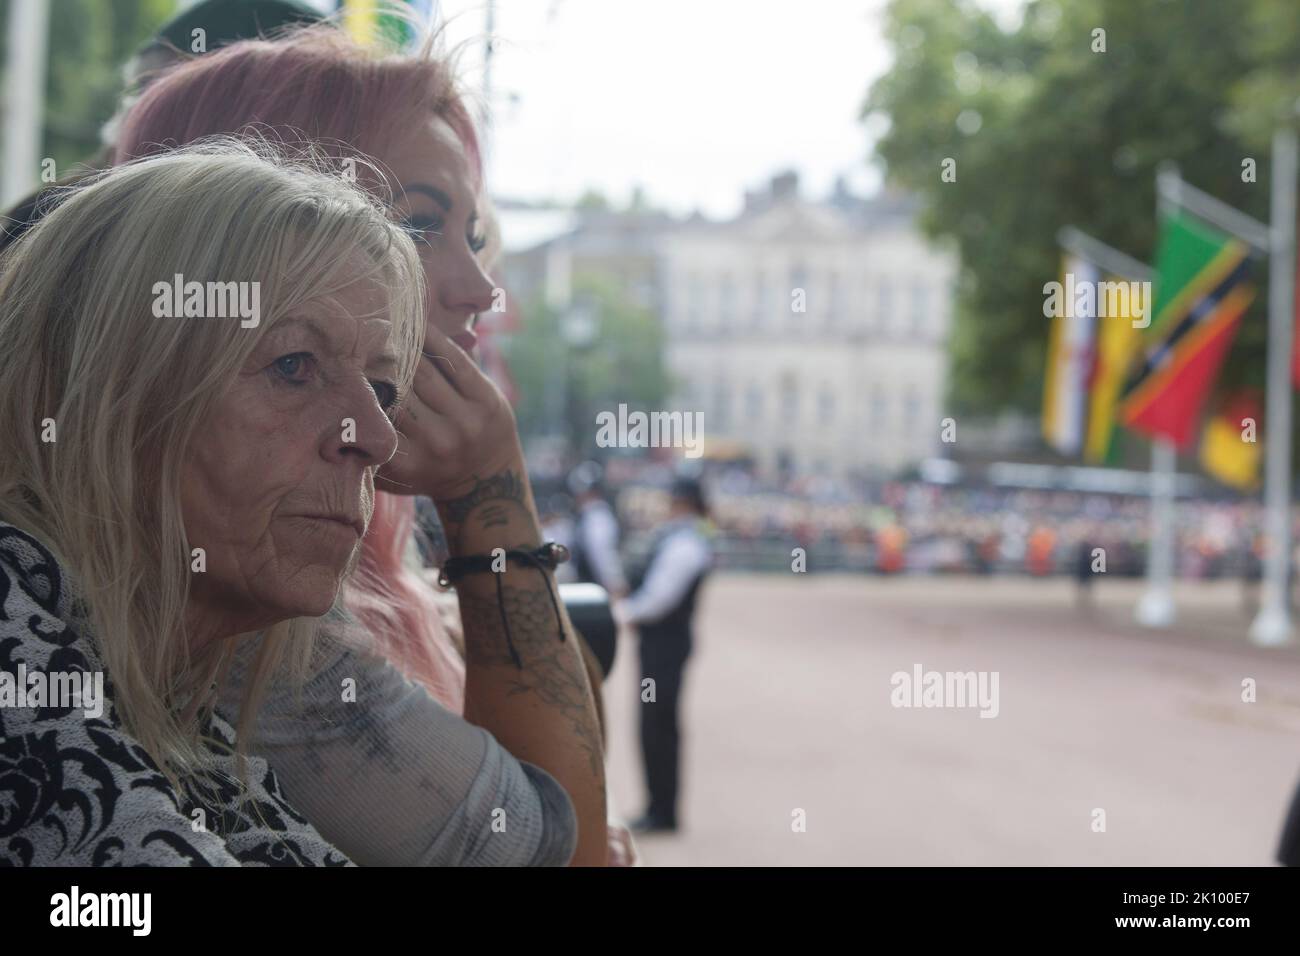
[0,139,425,787]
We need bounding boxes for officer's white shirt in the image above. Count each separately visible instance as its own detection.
[578,499,627,593]
[621,519,713,625]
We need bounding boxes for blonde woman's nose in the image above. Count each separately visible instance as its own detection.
[324,385,400,467]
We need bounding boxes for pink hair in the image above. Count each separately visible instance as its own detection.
[112,25,482,709]
[114,25,482,193]
[350,494,465,712]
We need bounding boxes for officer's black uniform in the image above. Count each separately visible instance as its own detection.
[628,521,711,830]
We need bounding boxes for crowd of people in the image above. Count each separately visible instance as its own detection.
[594,464,1270,581]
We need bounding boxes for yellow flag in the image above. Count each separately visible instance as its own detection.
[343,0,379,46]
[1200,392,1261,490]
[1084,274,1143,462]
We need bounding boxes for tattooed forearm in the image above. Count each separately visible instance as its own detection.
[459,582,604,777]
[439,464,608,858]
[476,503,511,532]
[438,470,529,537]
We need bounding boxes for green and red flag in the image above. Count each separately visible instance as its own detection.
[1118,211,1256,449]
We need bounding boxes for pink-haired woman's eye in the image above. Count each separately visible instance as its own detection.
[468,227,487,255]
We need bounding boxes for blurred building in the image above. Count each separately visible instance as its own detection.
[498,172,958,480]
[661,172,957,479]
[497,198,675,313]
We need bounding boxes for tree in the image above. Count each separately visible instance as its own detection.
[574,188,611,211]
[863,0,1299,420]
[0,0,177,175]
[503,273,670,457]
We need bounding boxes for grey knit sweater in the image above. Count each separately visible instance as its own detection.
[215,620,578,866]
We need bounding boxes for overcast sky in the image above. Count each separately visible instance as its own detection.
[416,0,1025,217]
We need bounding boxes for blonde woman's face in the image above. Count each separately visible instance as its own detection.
[386,115,495,353]
[180,272,402,641]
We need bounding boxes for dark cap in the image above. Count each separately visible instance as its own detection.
[670,476,708,515]
[152,0,324,53]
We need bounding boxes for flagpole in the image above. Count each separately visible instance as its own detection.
[1250,120,1299,647]
[1053,228,1165,617]
[2,0,51,208]
[481,0,495,179]
[1162,176,1270,253]
[1135,438,1177,626]
[1056,227,1151,282]
[1136,165,1184,628]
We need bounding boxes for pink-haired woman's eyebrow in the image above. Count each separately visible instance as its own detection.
[403,183,452,212]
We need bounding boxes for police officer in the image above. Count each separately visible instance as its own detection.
[619,477,714,834]
[568,461,628,597]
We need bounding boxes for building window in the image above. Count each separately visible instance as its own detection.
[911,280,929,336]
[781,377,799,421]
[827,272,841,328]
[904,385,922,431]
[872,386,888,432]
[747,383,764,422]
[790,262,808,290]
[819,387,835,424]
[790,262,808,317]
[714,379,731,431]
[754,272,768,326]
[719,272,735,331]
[686,272,703,330]
[876,279,893,334]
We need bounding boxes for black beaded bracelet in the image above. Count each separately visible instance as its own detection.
[437,541,570,586]
[436,542,571,669]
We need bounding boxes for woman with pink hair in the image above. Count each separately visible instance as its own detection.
[112,23,633,865]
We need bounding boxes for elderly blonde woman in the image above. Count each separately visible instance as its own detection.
[0,142,585,865]
[108,23,620,866]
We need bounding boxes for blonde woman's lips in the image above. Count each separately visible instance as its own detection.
[451,330,477,352]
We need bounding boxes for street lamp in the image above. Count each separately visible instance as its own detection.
[560,298,599,457]
[563,299,598,349]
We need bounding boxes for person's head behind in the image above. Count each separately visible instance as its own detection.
[0,140,424,780]
[102,0,327,150]
[569,461,606,505]
[113,23,498,346]
[670,477,709,520]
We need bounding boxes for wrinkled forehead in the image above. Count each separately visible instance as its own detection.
[261,261,396,357]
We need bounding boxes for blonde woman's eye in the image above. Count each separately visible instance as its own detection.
[371,380,399,411]
[270,352,313,384]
